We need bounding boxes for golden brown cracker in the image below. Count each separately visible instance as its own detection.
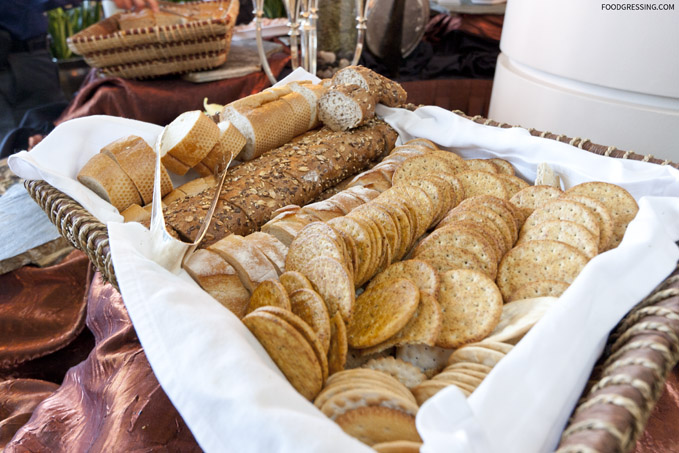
[457,170,509,199]
[290,288,332,354]
[335,406,421,446]
[328,312,348,375]
[436,270,503,349]
[246,280,291,314]
[346,278,420,349]
[301,256,356,322]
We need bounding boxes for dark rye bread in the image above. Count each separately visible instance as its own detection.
[163,119,398,246]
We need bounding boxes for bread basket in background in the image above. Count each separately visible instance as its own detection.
[67,0,239,79]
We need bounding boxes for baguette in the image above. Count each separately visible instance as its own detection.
[77,153,142,212]
[246,231,288,275]
[101,135,173,204]
[194,120,246,176]
[164,120,398,247]
[159,110,220,175]
[332,65,407,107]
[318,84,376,131]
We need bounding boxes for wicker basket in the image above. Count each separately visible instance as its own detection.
[23,114,679,452]
[67,0,238,79]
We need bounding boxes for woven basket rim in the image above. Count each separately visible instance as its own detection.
[84,35,229,57]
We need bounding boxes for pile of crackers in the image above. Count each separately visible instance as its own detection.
[185,137,639,448]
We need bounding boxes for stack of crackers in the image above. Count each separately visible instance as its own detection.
[184,137,639,447]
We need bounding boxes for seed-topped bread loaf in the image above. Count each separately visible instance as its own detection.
[163,119,398,246]
[332,66,407,107]
[318,84,377,132]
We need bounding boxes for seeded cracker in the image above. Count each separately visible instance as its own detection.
[519,219,599,259]
[412,380,467,405]
[457,171,509,199]
[346,278,420,349]
[436,269,503,349]
[361,357,427,389]
[465,159,499,173]
[447,345,506,368]
[508,280,570,302]
[335,406,421,446]
[328,312,348,374]
[484,296,558,344]
[289,288,332,354]
[301,256,355,322]
[560,193,615,252]
[497,240,589,301]
[520,199,600,241]
[366,260,440,298]
[279,270,313,294]
[246,280,291,314]
[243,310,323,400]
[563,181,637,249]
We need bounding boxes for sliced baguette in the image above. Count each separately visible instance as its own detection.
[208,234,279,293]
[121,204,151,223]
[288,81,327,129]
[318,84,377,131]
[195,120,246,176]
[159,110,220,175]
[78,153,142,212]
[184,249,250,318]
[101,135,173,204]
[246,231,289,275]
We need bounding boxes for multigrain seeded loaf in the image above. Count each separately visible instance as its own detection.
[318,84,377,132]
[331,66,407,107]
[163,119,398,246]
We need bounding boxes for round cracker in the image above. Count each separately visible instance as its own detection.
[518,219,598,259]
[395,344,454,377]
[441,366,489,380]
[385,184,437,239]
[243,310,323,400]
[402,177,456,224]
[301,256,355,322]
[477,340,514,355]
[414,224,498,279]
[347,278,420,349]
[362,357,427,390]
[446,345,505,368]
[366,260,440,298]
[432,370,484,387]
[560,193,616,252]
[509,185,564,221]
[246,280,291,314]
[371,199,413,261]
[457,171,508,199]
[351,204,399,267]
[404,137,439,150]
[484,296,558,344]
[289,288,331,354]
[520,199,600,241]
[392,154,461,186]
[508,279,570,302]
[439,211,510,258]
[489,158,515,175]
[431,149,467,169]
[320,387,420,420]
[418,246,485,275]
[359,293,443,355]
[326,368,414,398]
[373,440,423,453]
[258,306,329,383]
[497,174,530,198]
[335,406,421,446]
[328,215,374,285]
[497,240,589,301]
[563,181,638,249]
[444,362,493,375]
[286,229,348,276]
[328,312,348,375]
[436,269,503,349]
[314,379,415,410]
[412,380,469,405]
[279,270,313,294]
[458,195,519,244]
[465,158,499,174]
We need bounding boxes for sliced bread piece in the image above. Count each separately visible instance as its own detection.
[159,110,220,175]
[184,249,251,318]
[332,66,407,107]
[318,84,377,132]
[101,135,173,204]
[194,120,246,176]
[288,81,327,129]
[77,153,142,212]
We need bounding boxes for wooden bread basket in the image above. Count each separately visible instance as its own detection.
[23,112,679,452]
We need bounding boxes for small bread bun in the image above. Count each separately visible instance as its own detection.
[160,110,220,175]
[101,135,173,204]
[194,120,246,176]
[77,153,141,212]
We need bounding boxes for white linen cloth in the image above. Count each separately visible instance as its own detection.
[8,98,679,452]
